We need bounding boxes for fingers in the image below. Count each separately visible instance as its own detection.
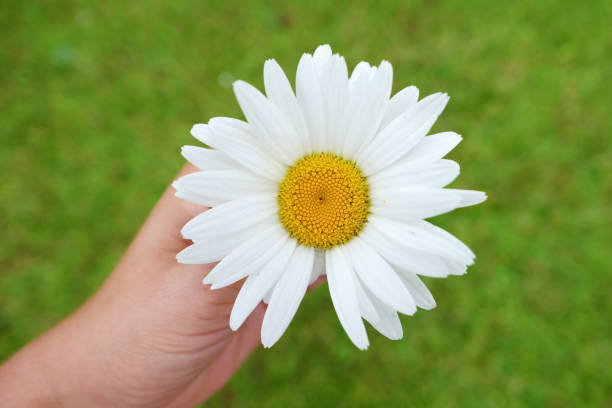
[167,304,266,407]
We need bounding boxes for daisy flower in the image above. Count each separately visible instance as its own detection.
[174,45,486,349]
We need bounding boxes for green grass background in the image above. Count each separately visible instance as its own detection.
[1,0,610,406]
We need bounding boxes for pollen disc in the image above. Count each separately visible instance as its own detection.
[277,153,370,249]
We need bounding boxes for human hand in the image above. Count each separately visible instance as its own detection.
[0,164,320,407]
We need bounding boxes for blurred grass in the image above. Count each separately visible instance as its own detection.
[1,0,611,406]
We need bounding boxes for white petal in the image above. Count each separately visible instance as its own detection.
[414,220,476,261]
[261,245,315,347]
[360,282,403,340]
[190,124,212,145]
[296,53,325,153]
[323,55,349,155]
[180,194,276,241]
[326,247,369,350]
[172,170,277,207]
[202,224,287,288]
[175,221,267,265]
[176,241,228,265]
[211,116,252,133]
[404,132,462,163]
[397,271,436,310]
[233,80,302,163]
[444,259,469,276]
[360,224,456,277]
[174,190,212,209]
[180,146,237,171]
[207,117,286,181]
[349,61,372,86]
[446,189,487,207]
[380,86,419,130]
[309,249,326,285]
[369,159,460,189]
[312,44,332,73]
[340,64,369,156]
[346,237,416,315]
[352,273,381,324]
[370,187,462,221]
[311,48,344,153]
[229,238,297,330]
[263,59,311,154]
[358,93,450,176]
[368,215,474,265]
[346,61,393,159]
[263,288,273,305]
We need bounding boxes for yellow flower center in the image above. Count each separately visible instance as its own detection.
[277,153,370,249]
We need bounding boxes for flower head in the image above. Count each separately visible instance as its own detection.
[174,45,486,349]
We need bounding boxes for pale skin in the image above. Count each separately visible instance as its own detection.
[0,164,323,407]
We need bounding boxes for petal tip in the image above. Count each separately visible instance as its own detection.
[232,79,250,91]
[190,124,211,144]
[229,317,241,331]
[314,44,332,56]
[379,60,393,70]
[263,58,280,71]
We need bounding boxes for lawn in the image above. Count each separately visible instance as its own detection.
[1,0,610,406]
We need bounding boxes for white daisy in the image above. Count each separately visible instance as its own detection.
[174,44,486,350]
